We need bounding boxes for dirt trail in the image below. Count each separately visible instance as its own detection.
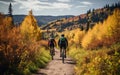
[33,49,75,75]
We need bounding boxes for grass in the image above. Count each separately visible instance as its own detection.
[17,47,51,75]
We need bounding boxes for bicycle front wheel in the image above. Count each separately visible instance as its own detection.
[50,47,54,60]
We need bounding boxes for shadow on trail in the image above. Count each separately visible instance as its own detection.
[64,59,76,64]
[54,57,76,65]
[65,61,76,64]
[55,58,61,61]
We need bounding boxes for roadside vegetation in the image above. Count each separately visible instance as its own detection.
[66,8,120,75]
[0,11,51,75]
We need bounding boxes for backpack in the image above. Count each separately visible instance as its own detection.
[60,37,66,44]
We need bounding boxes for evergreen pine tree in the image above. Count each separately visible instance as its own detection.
[8,3,12,17]
[8,3,14,24]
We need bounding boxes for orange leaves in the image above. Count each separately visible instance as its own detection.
[0,13,14,29]
[0,25,23,66]
[0,22,42,74]
[3,16,14,29]
[0,11,51,74]
[0,13,4,25]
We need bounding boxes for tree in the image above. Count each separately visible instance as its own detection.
[87,9,91,15]
[8,3,14,24]
[8,3,12,17]
[20,10,41,41]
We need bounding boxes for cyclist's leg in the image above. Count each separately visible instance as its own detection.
[50,46,52,54]
[53,45,55,55]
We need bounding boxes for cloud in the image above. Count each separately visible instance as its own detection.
[40,0,49,1]
[57,0,71,2]
[75,5,87,8]
[0,0,15,2]
[0,0,17,5]
[81,1,93,5]
[52,2,72,9]
[14,0,72,11]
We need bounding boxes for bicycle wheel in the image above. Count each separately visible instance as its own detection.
[62,48,65,63]
[51,50,53,60]
[50,47,54,60]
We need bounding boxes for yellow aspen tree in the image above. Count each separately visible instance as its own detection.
[20,10,41,41]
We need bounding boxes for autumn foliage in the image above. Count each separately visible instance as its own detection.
[68,8,120,75]
[20,10,41,41]
[82,8,120,49]
[0,12,50,74]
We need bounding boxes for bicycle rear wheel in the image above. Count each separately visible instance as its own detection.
[62,48,65,63]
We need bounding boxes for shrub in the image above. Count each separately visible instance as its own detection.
[70,43,120,75]
[0,13,50,75]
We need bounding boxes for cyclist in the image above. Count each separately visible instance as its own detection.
[58,34,68,58]
[48,36,56,55]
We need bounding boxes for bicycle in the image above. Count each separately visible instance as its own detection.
[50,47,55,60]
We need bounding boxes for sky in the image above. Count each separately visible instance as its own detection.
[0,0,119,16]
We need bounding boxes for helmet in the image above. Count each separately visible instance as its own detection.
[50,32,54,39]
[61,34,64,37]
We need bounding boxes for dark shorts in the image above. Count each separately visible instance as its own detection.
[49,44,54,48]
[60,44,67,49]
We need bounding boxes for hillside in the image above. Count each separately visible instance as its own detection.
[42,2,120,32]
[68,8,120,75]
[13,15,74,26]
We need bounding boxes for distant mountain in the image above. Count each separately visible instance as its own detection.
[42,2,120,32]
[13,15,74,26]
[13,15,25,25]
